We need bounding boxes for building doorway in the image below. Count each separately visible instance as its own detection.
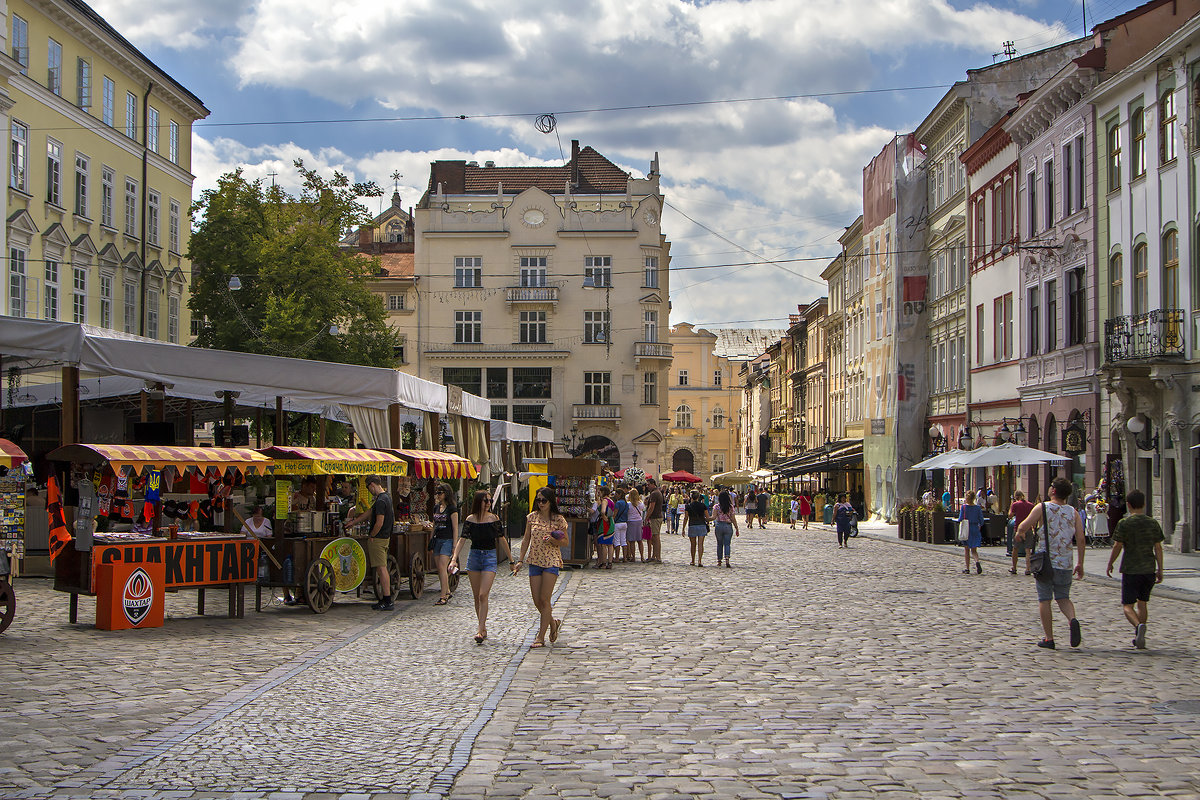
[672,449,695,473]
[580,435,620,471]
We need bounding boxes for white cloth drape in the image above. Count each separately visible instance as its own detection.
[340,404,390,448]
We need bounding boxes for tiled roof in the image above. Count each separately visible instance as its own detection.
[709,328,788,361]
[358,252,414,278]
[428,146,630,196]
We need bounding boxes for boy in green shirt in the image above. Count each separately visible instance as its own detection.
[1105,489,1165,650]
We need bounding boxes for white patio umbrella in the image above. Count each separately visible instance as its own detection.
[908,450,975,471]
[956,442,1071,468]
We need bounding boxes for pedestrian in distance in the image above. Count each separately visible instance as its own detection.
[1016,477,1086,650]
[756,487,770,528]
[451,490,513,644]
[364,477,395,611]
[957,489,984,574]
[626,487,646,563]
[1007,490,1034,575]
[1105,489,1165,650]
[684,490,711,566]
[833,492,855,548]
[799,492,812,530]
[789,494,799,529]
[712,489,739,567]
[430,483,460,606]
[645,477,664,564]
[745,486,757,529]
[612,487,629,564]
[514,487,567,648]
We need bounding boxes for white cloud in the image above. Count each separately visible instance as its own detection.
[89,0,246,49]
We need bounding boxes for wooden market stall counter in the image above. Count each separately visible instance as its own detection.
[48,444,273,628]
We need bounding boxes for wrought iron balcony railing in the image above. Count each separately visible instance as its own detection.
[1104,309,1185,362]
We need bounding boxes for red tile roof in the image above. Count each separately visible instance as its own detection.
[427,146,630,197]
[358,252,414,278]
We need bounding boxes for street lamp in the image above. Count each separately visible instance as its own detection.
[1126,415,1159,451]
[562,425,585,457]
[928,424,947,453]
[958,426,973,451]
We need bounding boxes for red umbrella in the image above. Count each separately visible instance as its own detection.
[614,468,625,478]
[661,470,701,483]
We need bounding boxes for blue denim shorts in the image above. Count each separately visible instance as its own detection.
[431,537,454,557]
[528,564,560,577]
[1035,567,1073,601]
[467,548,497,573]
[688,524,707,538]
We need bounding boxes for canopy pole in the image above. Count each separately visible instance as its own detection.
[61,365,79,447]
[154,382,165,422]
[319,416,327,446]
[388,403,402,449]
[274,396,284,446]
[429,412,441,452]
[185,399,194,446]
[255,408,263,448]
[222,391,235,433]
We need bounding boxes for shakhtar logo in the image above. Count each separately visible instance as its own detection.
[122,568,154,625]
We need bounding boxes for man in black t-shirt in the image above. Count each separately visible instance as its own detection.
[366,476,395,610]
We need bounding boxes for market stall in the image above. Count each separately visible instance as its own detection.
[0,438,29,633]
[46,444,274,629]
[537,457,604,567]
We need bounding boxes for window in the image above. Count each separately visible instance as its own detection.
[1000,177,1013,243]
[99,274,112,328]
[71,266,87,324]
[454,256,481,288]
[678,369,689,386]
[519,256,546,287]
[643,372,657,405]
[1075,135,1085,208]
[1163,230,1179,309]
[168,121,179,164]
[513,367,551,399]
[675,405,693,428]
[643,309,657,342]
[123,281,136,333]
[1046,279,1058,351]
[8,248,26,317]
[147,191,160,246]
[643,255,659,287]
[102,78,114,127]
[10,121,27,191]
[486,368,507,399]
[11,15,27,74]
[583,372,610,405]
[147,107,159,153]
[45,139,63,205]
[124,178,137,236]
[957,334,966,386]
[584,255,611,287]
[490,405,508,421]
[1131,104,1146,178]
[713,369,722,388]
[74,154,88,217]
[44,258,58,320]
[1067,268,1086,346]
[949,338,959,388]
[1160,89,1177,163]
[47,38,61,95]
[1004,293,1014,360]
[712,407,725,428]
[387,294,405,311]
[512,405,546,427]
[712,454,725,474]
[519,310,546,343]
[168,294,179,343]
[1063,142,1073,216]
[1133,242,1148,315]
[77,58,90,110]
[1109,254,1124,317]
[101,167,114,228]
[442,367,482,396]
[1027,169,1037,233]
[583,310,608,343]
[1044,158,1054,228]
[125,92,138,139]
[146,288,159,339]
[976,304,984,362]
[974,199,986,256]
[1028,285,1040,356]
[168,199,180,253]
[993,296,1004,361]
[454,310,481,343]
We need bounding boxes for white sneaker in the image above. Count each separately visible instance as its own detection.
[1134,623,1147,649]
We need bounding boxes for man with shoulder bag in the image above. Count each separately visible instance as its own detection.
[1016,478,1086,650]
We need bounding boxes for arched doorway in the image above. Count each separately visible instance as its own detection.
[672,449,695,473]
[580,435,620,471]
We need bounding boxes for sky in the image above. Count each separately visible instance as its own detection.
[90,0,1149,331]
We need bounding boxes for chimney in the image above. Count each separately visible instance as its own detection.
[571,139,580,188]
[358,226,373,249]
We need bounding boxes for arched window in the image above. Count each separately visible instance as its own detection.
[1163,228,1179,310]
[1109,252,1124,317]
[1133,241,1149,316]
[711,407,725,429]
[387,221,404,242]
[675,404,692,429]
[1160,87,1177,164]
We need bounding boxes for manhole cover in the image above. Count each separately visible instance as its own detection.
[1160,700,1200,715]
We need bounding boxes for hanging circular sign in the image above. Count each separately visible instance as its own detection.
[320,537,367,592]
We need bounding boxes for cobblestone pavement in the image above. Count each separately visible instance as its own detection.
[2,524,1199,800]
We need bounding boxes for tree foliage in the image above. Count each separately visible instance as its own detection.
[188,160,398,366]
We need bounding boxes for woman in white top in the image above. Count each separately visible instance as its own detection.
[240,505,273,538]
[626,488,646,563]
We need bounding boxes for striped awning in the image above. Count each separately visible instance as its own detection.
[0,438,28,469]
[47,444,272,474]
[384,449,479,480]
[258,446,408,476]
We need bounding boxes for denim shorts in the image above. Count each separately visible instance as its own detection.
[1035,567,1073,601]
[687,524,707,538]
[467,548,497,573]
[431,537,454,557]
[528,564,560,577]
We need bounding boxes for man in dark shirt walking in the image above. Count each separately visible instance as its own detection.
[645,478,664,564]
[366,476,395,611]
[1106,489,1164,649]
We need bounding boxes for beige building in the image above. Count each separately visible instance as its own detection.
[821,256,845,444]
[662,322,741,481]
[801,299,828,451]
[3,0,208,341]
[840,217,866,442]
[413,142,671,472]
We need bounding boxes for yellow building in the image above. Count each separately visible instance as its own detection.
[2,0,208,341]
[663,322,741,481]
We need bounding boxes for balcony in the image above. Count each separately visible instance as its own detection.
[505,286,558,305]
[1104,310,1185,362]
[633,341,673,363]
[572,404,621,422]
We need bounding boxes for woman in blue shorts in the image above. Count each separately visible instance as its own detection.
[430,483,459,605]
[452,490,512,644]
[684,490,712,567]
[513,488,569,648]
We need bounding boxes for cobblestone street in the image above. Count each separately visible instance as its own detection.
[3,524,1199,800]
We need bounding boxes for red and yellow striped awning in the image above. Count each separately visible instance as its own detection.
[258,446,408,476]
[384,449,478,480]
[0,438,28,469]
[47,444,273,475]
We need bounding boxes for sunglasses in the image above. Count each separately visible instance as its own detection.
[435,490,445,495]
[537,497,550,503]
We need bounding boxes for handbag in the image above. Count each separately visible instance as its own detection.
[957,518,971,543]
[1028,503,1055,579]
[642,522,651,540]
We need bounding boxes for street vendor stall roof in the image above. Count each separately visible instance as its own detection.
[0,438,28,469]
[258,446,408,476]
[382,449,479,480]
[47,444,273,474]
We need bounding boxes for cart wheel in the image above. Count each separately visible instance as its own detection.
[373,554,400,601]
[304,558,336,614]
[0,579,14,634]
[409,553,425,599]
[448,571,460,594]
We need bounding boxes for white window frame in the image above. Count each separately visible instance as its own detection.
[147,190,160,246]
[168,199,180,253]
[168,121,179,163]
[47,38,61,95]
[584,255,612,287]
[101,167,115,228]
[102,77,114,127]
[10,121,27,191]
[678,369,688,386]
[519,310,546,343]
[387,293,405,311]
[712,407,725,428]
[519,256,546,287]
[74,153,88,218]
[583,372,611,405]
[99,273,113,328]
[675,404,693,428]
[46,139,62,206]
[125,92,137,139]
[584,310,609,343]
[643,309,658,342]
[454,256,482,288]
[124,177,138,237]
[123,280,137,333]
[8,247,27,318]
[642,372,657,405]
[713,369,722,388]
[643,255,659,288]
[146,284,160,339]
[11,15,28,74]
[147,106,159,153]
[454,310,481,343]
[76,58,90,110]
[44,257,59,320]
[168,293,179,343]
[72,265,87,324]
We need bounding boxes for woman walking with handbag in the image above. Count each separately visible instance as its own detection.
[833,493,855,548]
[712,489,739,567]
[430,483,460,605]
[513,487,568,648]
[451,490,513,644]
[684,490,712,566]
[1016,477,1086,650]
[957,490,984,574]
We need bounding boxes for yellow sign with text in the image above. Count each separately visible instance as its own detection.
[272,459,407,476]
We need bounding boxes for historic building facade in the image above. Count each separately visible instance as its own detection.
[663,322,741,482]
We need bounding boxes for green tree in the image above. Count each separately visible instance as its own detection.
[188,160,398,366]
